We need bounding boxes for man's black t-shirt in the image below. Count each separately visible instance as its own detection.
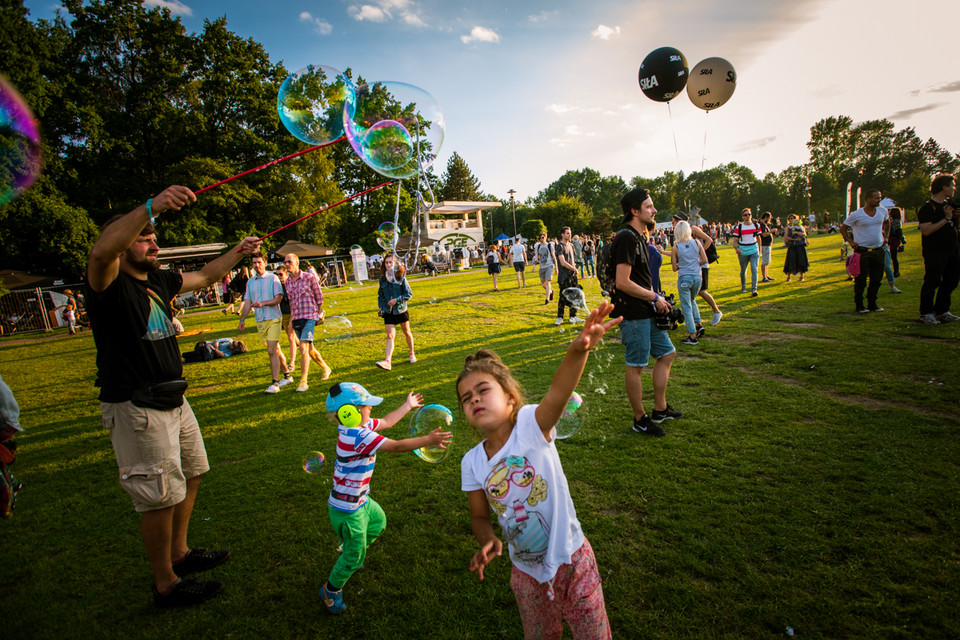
[917,199,960,256]
[86,270,184,402]
[611,226,654,320]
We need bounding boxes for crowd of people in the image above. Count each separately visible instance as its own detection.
[33,172,953,639]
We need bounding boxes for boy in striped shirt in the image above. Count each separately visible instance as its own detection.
[320,382,452,614]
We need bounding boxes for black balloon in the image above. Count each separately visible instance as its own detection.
[638,47,689,103]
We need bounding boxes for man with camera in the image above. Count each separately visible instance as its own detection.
[917,174,960,324]
[86,186,261,607]
[611,188,681,437]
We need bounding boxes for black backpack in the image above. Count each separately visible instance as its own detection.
[597,227,641,297]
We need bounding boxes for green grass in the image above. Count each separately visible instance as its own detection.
[2,227,959,639]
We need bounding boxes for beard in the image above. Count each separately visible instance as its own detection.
[125,253,161,273]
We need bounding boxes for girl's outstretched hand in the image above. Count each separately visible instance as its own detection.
[469,537,503,581]
[572,302,622,352]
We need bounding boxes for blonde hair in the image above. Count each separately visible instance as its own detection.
[674,220,692,243]
[456,349,525,431]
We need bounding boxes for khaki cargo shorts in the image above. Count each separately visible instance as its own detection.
[101,399,209,513]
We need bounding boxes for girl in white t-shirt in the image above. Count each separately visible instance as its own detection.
[458,303,620,639]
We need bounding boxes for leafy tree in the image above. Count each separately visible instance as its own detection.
[520,219,547,241]
[531,195,592,238]
[439,152,482,201]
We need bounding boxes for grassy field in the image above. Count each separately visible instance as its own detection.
[1,227,958,640]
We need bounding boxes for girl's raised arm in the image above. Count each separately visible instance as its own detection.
[534,303,621,439]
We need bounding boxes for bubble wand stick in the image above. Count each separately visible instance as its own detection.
[195,139,341,195]
[241,180,393,250]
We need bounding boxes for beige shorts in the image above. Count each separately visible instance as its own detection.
[101,399,209,513]
[257,316,283,343]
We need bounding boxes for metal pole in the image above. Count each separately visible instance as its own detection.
[508,189,517,238]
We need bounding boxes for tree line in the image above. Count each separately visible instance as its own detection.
[1,0,957,279]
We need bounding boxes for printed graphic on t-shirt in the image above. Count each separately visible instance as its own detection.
[143,287,178,341]
[485,455,550,565]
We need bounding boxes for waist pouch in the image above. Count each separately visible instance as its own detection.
[131,379,188,410]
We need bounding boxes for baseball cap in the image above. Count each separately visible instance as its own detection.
[619,188,650,223]
[325,382,383,412]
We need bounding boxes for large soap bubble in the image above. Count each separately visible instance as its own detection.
[343,80,445,179]
[0,76,42,207]
[638,47,689,103]
[562,287,589,312]
[409,404,453,463]
[278,65,354,145]
[302,451,325,474]
[686,57,737,111]
[322,315,353,342]
[555,392,583,440]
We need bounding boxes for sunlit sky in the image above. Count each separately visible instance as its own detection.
[23,0,960,203]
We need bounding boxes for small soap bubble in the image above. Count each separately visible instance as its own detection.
[376,221,399,251]
[562,287,589,311]
[409,404,453,463]
[555,392,583,439]
[277,65,353,145]
[343,80,445,179]
[463,297,470,302]
[302,451,325,474]
[429,297,437,304]
[0,75,42,206]
[322,315,353,342]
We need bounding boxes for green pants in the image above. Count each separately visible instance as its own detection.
[327,498,387,589]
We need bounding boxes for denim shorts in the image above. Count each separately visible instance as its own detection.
[291,318,317,342]
[620,318,675,368]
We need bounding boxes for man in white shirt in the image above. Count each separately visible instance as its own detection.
[509,240,527,288]
[841,188,890,313]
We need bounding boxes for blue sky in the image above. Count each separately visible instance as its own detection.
[23,0,960,203]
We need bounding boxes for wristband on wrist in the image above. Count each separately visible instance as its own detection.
[146,198,155,225]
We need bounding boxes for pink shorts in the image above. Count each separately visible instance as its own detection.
[509,538,611,640]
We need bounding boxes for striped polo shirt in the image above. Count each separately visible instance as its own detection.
[329,419,385,513]
[244,272,284,323]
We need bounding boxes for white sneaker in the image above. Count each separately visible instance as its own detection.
[277,377,292,388]
[890,286,902,294]
[553,318,563,326]
[919,313,940,324]
[296,383,309,392]
[376,360,392,371]
[569,317,583,324]
[710,311,723,326]
[409,354,417,363]
[264,383,280,394]
[937,311,960,322]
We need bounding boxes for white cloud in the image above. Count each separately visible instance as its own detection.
[591,24,620,40]
[349,5,388,22]
[461,26,500,45]
[299,11,333,35]
[348,0,426,26]
[529,11,556,23]
[142,0,192,16]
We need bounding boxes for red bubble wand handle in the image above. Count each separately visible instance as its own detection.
[195,138,342,195]
[241,180,393,250]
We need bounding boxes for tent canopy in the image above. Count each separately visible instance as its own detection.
[394,233,437,251]
[0,269,64,290]
[273,240,336,259]
[493,233,511,242]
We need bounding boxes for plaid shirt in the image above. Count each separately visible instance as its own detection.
[285,270,323,320]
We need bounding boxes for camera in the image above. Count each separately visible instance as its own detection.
[654,293,684,331]
[946,197,960,209]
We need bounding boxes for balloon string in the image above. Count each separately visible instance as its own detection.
[196,137,342,195]
[701,114,708,171]
[667,102,681,173]
[247,180,393,248]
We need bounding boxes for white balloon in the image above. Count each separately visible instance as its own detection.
[686,57,737,111]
